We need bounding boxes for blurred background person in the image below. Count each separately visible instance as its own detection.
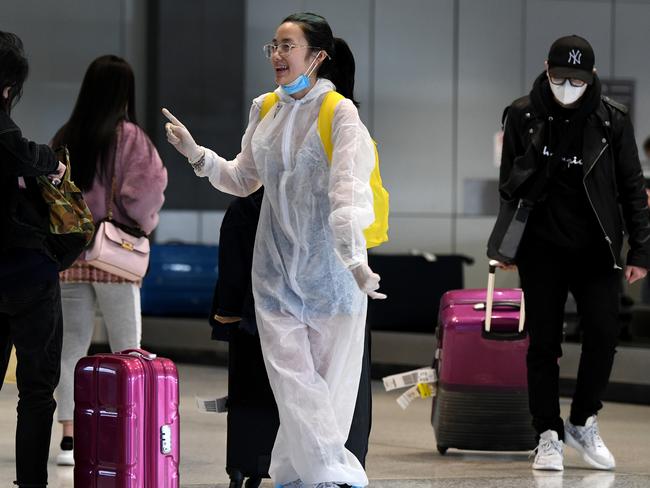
[51,55,167,466]
[0,30,66,488]
[641,136,650,174]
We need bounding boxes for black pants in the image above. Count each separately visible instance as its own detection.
[517,243,620,440]
[0,279,63,488]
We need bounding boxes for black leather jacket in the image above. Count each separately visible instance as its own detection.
[0,109,58,251]
[497,94,650,269]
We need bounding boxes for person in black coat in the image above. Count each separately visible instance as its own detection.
[489,35,650,472]
[0,31,66,488]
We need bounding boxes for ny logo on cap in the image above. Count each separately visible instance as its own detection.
[568,49,582,65]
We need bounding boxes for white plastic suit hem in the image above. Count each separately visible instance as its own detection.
[195,79,373,486]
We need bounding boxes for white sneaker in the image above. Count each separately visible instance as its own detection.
[532,430,564,471]
[565,416,615,470]
[56,448,74,466]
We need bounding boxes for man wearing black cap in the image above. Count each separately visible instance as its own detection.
[489,35,650,471]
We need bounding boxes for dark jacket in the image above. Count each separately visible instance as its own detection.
[0,109,58,252]
[210,188,264,341]
[494,90,650,269]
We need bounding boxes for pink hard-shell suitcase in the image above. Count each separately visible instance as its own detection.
[74,348,180,487]
[431,262,536,454]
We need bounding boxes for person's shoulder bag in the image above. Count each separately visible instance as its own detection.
[487,111,563,264]
[85,153,150,281]
[36,146,95,270]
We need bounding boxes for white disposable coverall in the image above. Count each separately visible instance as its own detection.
[195,79,375,486]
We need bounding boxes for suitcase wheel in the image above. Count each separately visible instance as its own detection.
[437,445,448,455]
[245,478,262,488]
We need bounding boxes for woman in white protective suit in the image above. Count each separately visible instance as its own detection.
[163,12,384,488]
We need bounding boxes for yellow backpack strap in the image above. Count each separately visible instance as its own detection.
[317,91,345,163]
[317,91,389,249]
[260,92,279,120]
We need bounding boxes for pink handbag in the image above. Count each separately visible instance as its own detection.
[85,173,150,281]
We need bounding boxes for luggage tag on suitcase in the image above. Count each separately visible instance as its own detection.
[396,382,438,410]
[417,382,436,398]
[384,367,438,410]
[396,386,420,409]
[196,395,228,413]
[382,367,437,391]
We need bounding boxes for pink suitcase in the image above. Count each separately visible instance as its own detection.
[74,349,180,487]
[431,262,536,454]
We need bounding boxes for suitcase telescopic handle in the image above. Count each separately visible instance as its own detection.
[485,260,525,333]
[121,348,158,360]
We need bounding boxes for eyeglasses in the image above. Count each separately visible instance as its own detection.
[549,76,587,88]
[263,42,320,59]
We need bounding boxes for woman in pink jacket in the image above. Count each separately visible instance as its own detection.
[51,55,167,466]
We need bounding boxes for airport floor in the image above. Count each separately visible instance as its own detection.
[0,364,648,488]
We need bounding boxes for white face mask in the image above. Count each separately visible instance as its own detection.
[549,79,588,106]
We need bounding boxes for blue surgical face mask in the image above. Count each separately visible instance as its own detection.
[281,53,321,96]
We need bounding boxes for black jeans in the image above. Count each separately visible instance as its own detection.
[517,242,620,440]
[0,278,63,488]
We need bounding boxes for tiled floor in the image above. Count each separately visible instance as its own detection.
[1,364,648,487]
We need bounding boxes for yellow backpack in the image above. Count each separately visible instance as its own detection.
[260,91,389,249]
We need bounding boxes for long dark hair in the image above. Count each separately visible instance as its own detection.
[0,31,29,114]
[52,55,137,191]
[282,13,359,107]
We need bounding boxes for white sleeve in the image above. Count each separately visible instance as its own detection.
[194,98,263,197]
[328,99,376,269]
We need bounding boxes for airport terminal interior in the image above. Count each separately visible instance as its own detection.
[1,0,650,487]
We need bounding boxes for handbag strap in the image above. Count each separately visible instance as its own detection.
[103,126,146,236]
[106,175,116,220]
[105,127,121,222]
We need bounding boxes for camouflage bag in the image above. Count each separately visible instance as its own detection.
[36,147,95,270]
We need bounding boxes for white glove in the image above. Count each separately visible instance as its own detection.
[162,108,204,162]
[351,263,387,300]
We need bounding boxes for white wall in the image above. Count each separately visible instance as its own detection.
[614,0,650,147]
[1,0,148,145]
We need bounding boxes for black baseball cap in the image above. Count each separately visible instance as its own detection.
[547,35,595,84]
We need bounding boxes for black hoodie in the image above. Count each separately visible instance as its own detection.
[525,73,604,249]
